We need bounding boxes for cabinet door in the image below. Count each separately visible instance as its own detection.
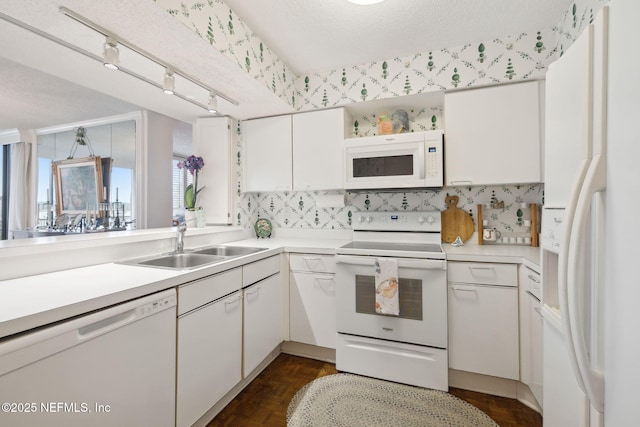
[292,108,348,190]
[243,115,292,192]
[444,81,541,186]
[243,273,282,376]
[176,291,243,427]
[518,265,543,406]
[448,284,519,379]
[193,117,233,224]
[290,272,336,348]
[529,294,543,405]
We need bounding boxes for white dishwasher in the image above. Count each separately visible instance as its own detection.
[0,288,176,427]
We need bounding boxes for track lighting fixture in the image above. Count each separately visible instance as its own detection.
[25,7,242,111]
[102,36,119,70]
[208,92,218,113]
[163,69,175,95]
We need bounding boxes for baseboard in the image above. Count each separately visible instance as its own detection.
[192,345,282,427]
[281,340,336,363]
[516,382,542,414]
[448,369,518,399]
[449,369,543,415]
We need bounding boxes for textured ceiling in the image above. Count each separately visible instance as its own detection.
[0,0,570,134]
[223,0,572,74]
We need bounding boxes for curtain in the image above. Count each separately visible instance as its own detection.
[8,140,35,232]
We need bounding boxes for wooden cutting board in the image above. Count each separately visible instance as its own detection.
[441,195,474,243]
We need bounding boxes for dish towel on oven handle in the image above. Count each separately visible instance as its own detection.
[375,258,399,316]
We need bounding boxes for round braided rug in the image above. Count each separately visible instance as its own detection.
[287,373,499,427]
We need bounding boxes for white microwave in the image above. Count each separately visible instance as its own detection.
[344,130,444,190]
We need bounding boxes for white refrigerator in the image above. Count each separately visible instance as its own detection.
[542,0,640,425]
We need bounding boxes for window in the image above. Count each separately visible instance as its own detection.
[172,156,192,223]
[1,145,8,240]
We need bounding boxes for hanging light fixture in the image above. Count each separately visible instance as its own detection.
[208,92,218,113]
[67,126,95,159]
[102,36,119,70]
[163,68,175,95]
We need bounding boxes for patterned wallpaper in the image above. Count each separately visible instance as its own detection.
[158,1,606,240]
[237,184,544,242]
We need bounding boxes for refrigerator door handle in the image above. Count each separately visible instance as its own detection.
[558,157,591,394]
[567,152,606,412]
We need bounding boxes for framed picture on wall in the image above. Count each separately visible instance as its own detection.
[52,156,104,215]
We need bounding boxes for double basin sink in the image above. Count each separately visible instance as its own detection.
[126,245,267,270]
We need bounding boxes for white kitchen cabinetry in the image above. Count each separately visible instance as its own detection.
[444,81,542,186]
[193,117,234,224]
[448,261,519,380]
[242,255,282,377]
[289,254,337,348]
[292,108,350,191]
[519,265,543,407]
[176,268,243,427]
[243,115,292,192]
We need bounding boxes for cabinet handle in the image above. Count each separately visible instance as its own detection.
[450,180,472,185]
[451,286,477,292]
[224,295,243,306]
[469,266,493,271]
[528,274,541,283]
[245,286,261,296]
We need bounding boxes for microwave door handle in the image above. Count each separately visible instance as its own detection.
[417,143,425,179]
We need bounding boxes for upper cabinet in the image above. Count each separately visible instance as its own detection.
[444,81,543,186]
[193,117,234,224]
[292,108,350,191]
[243,115,293,192]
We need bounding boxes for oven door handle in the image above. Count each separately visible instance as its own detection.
[335,255,446,270]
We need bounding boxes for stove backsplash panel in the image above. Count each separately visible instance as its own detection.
[238,184,543,235]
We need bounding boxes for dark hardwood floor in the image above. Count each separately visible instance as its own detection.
[208,353,542,427]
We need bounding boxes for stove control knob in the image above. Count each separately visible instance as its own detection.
[366,216,373,223]
[418,216,426,224]
[358,215,365,223]
[427,216,436,224]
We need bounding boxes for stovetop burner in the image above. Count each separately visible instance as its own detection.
[340,240,443,253]
[337,211,445,260]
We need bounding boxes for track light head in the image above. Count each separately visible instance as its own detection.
[102,36,119,70]
[208,92,218,113]
[163,69,175,95]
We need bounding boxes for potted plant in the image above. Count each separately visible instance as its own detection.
[177,155,205,222]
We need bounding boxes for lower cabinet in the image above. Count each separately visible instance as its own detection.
[176,289,242,427]
[243,272,282,376]
[519,265,543,406]
[447,262,519,380]
[289,254,337,349]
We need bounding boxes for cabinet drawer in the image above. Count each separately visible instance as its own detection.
[448,262,517,287]
[289,254,336,273]
[243,255,280,287]
[178,267,242,315]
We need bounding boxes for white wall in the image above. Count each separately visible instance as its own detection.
[144,111,179,228]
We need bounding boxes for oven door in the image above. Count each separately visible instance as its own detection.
[335,254,447,348]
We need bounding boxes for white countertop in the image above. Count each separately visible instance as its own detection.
[444,238,541,272]
[0,231,539,341]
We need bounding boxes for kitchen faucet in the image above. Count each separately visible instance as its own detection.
[175,216,197,253]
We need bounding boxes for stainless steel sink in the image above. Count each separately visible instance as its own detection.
[193,245,266,257]
[122,245,267,270]
[134,253,225,270]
